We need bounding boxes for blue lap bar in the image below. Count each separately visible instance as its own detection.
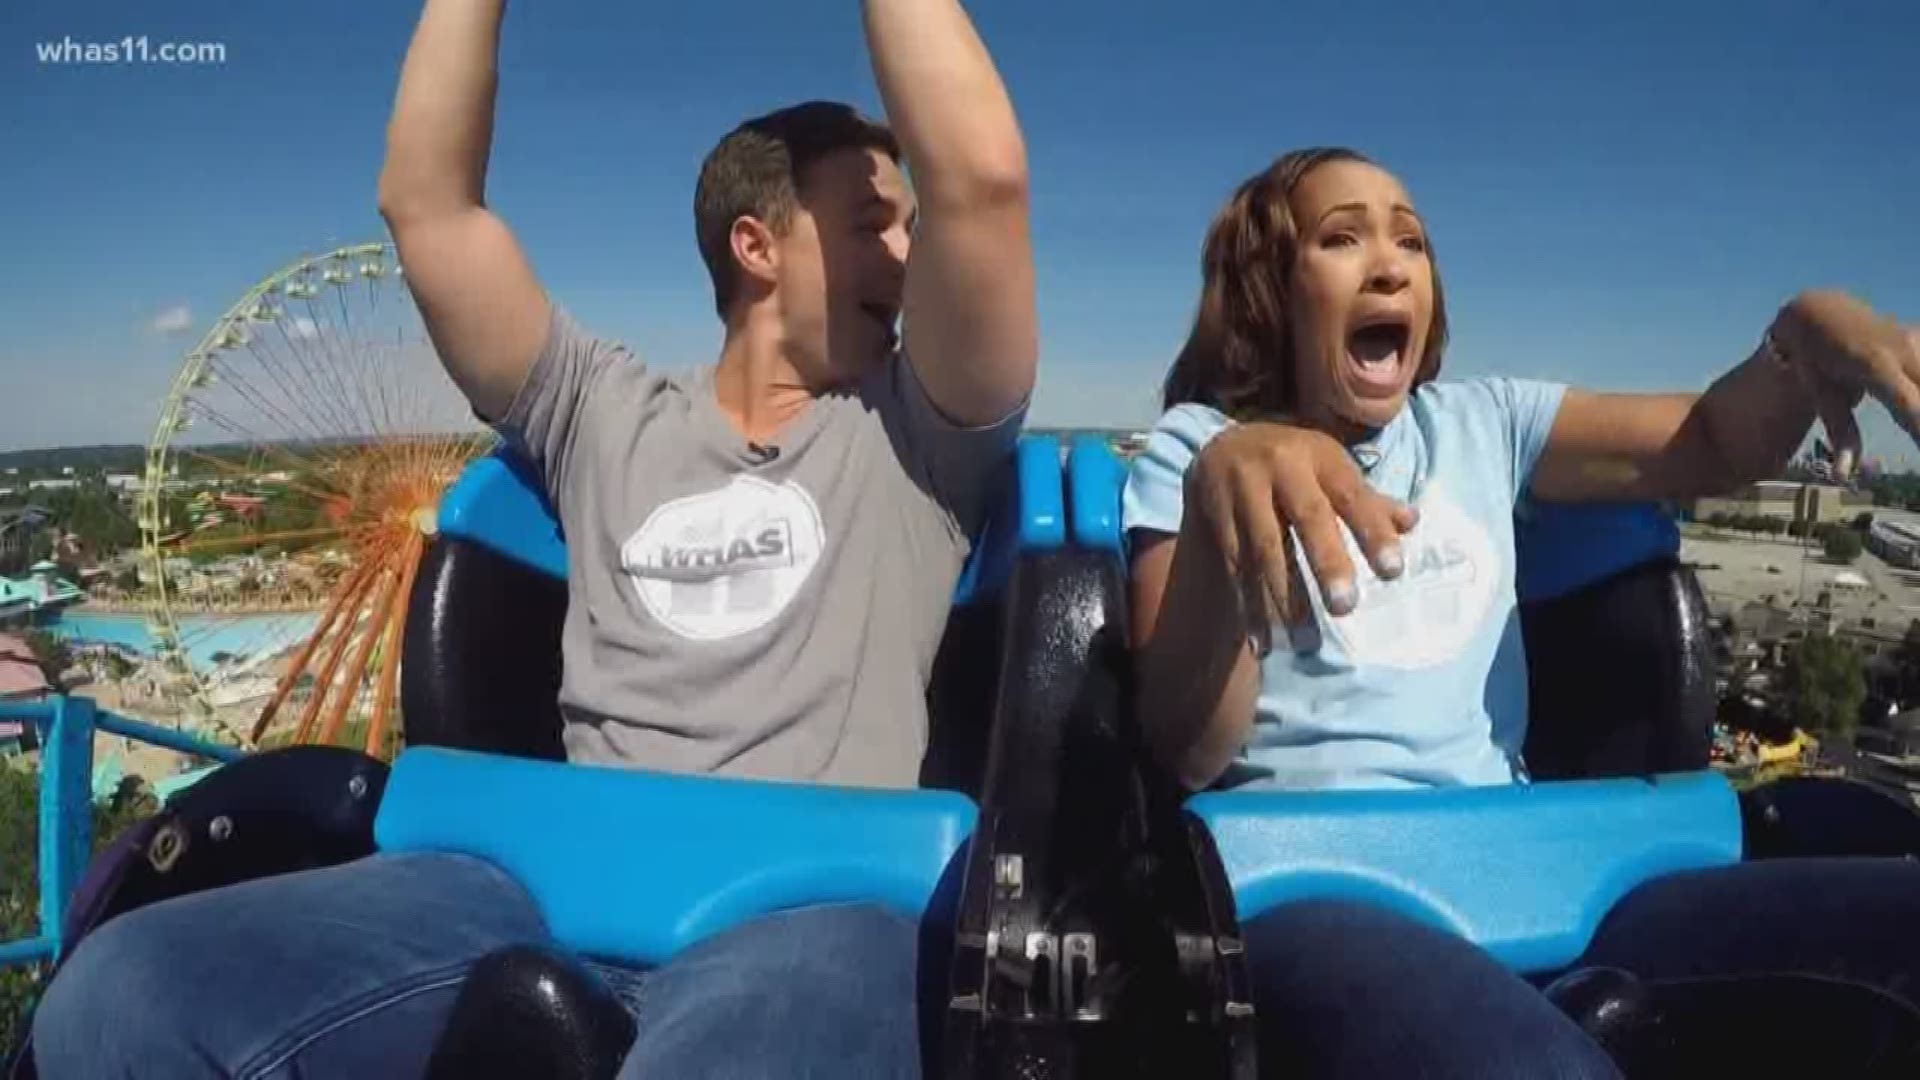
[1190,771,1742,973]
[375,747,978,967]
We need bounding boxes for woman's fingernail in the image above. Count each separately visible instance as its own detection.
[1377,544,1404,578]
[1326,578,1356,614]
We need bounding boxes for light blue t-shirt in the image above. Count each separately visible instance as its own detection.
[1122,378,1567,791]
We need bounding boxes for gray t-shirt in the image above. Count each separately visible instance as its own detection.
[497,304,1022,789]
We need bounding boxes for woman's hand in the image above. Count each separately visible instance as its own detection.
[1772,291,1920,477]
[1184,421,1417,652]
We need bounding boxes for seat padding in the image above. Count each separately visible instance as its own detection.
[1515,500,1679,604]
[1520,557,1715,779]
[1189,771,1741,974]
[374,747,977,967]
[435,451,567,579]
[402,537,568,759]
[1066,433,1127,554]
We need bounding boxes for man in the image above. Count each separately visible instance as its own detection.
[29,0,1032,1074]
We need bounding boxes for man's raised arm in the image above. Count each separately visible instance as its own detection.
[378,0,549,422]
[862,0,1036,427]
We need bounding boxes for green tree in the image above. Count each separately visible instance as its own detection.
[1785,633,1867,741]
[1,765,161,1050]
[39,479,139,563]
[1824,529,1864,564]
[103,651,136,682]
[20,630,71,689]
[1897,620,1920,705]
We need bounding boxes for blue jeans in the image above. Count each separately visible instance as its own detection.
[1245,857,1920,1079]
[30,852,923,1079]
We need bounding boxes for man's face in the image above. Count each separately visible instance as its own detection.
[775,147,915,388]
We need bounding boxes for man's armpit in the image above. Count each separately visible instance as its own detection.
[875,352,1027,532]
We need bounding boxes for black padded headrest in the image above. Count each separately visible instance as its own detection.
[400,535,568,760]
[1519,557,1715,780]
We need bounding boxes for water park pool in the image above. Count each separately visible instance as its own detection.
[43,610,320,674]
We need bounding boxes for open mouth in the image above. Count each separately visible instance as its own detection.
[1345,314,1412,395]
[859,301,900,352]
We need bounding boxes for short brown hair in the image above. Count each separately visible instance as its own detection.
[1163,148,1448,417]
[693,100,900,319]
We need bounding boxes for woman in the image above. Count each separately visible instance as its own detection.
[1124,147,1920,1078]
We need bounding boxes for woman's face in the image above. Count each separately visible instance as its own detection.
[1285,160,1434,436]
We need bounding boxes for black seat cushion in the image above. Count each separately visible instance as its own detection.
[424,945,636,1080]
[1520,557,1715,780]
[401,535,568,760]
[6,747,387,1080]
[57,746,387,952]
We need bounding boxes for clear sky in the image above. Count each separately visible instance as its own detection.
[2,0,1915,462]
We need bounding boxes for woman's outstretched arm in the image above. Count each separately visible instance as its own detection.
[1530,292,1918,502]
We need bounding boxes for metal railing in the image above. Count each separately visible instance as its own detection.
[0,696,242,969]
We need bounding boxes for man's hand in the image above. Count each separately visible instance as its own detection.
[861,0,1034,427]
[1772,291,1920,480]
[1186,422,1417,650]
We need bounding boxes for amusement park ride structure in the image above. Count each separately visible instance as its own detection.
[135,242,489,756]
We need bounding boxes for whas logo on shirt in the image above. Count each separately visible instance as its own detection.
[646,520,793,579]
[1316,482,1499,670]
[621,476,825,641]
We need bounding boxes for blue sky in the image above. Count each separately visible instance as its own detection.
[2,0,1916,462]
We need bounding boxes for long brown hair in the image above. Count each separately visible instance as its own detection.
[1162,148,1449,417]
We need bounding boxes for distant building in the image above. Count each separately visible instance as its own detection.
[1868,518,1920,569]
[0,505,50,574]
[0,563,85,629]
[1693,480,1871,528]
[0,579,34,628]
[0,631,51,706]
[216,493,266,519]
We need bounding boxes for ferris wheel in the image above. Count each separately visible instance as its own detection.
[137,242,492,753]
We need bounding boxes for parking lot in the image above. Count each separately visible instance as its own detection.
[1681,530,1920,633]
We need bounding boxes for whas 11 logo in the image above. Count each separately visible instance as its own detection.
[620,476,826,641]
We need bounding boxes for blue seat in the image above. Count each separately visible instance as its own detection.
[1062,438,1743,975]
[1514,498,1680,604]
[1188,774,1739,973]
[6,436,1070,1080]
[390,433,1067,964]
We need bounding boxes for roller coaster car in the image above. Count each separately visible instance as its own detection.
[17,433,1920,1080]
[7,435,1114,1080]
[1054,435,1920,1078]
